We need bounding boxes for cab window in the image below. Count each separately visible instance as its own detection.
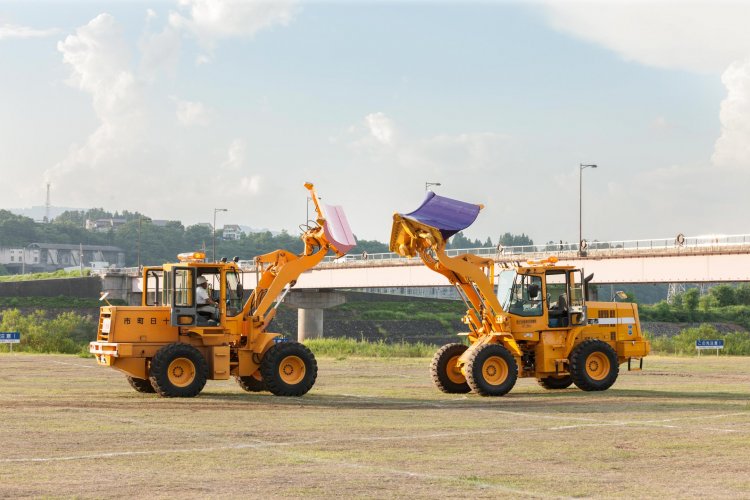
[174,269,194,307]
[225,270,243,317]
[508,274,543,317]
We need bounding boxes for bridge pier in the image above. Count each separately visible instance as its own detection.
[285,290,346,341]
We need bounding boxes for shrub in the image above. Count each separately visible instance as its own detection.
[0,308,97,354]
[647,324,750,356]
[304,338,437,358]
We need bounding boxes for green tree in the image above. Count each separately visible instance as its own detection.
[447,231,480,249]
[684,288,700,320]
[498,232,533,247]
[710,284,736,307]
[699,294,717,312]
[0,210,37,246]
[672,293,684,309]
[736,284,750,306]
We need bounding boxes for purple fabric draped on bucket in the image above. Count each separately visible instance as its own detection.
[402,191,482,240]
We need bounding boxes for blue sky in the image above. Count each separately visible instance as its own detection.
[1,1,749,246]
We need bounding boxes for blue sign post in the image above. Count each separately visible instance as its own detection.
[696,339,724,356]
[0,332,21,353]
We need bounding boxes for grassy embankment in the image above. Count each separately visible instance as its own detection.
[0,269,91,282]
[2,292,750,356]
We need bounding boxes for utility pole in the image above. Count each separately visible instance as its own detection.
[137,216,142,268]
[44,182,51,223]
[213,208,228,262]
[579,164,597,256]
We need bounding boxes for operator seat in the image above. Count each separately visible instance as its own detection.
[548,294,569,328]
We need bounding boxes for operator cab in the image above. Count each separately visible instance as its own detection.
[146,252,245,328]
[498,264,587,328]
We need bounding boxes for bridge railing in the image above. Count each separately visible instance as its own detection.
[319,233,750,266]
[102,233,750,274]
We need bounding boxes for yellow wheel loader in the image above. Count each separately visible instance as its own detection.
[390,192,650,396]
[90,183,356,397]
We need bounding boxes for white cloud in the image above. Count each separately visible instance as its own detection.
[173,97,213,126]
[221,139,246,170]
[712,58,750,169]
[146,9,158,22]
[49,13,143,184]
[541,2,750,73]
[354,112,512,173]
[0,23,60,40]
[651,116,670,131]
[541,2,750,172]
[219,139,261,195]
[238,175,261,195]
[139,26,181,78]
[364,112,396,146]
[169,0,297,63]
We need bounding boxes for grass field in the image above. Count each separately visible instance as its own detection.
[1,354,749,498]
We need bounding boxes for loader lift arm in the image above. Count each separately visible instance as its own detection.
[390,193,521,356]
[243,182,356,329]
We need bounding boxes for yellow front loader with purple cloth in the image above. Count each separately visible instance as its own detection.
[390,192,649,396]
[90,182,356,398]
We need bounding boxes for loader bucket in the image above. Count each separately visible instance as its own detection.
[390,192,483,256]
[401,191,482,240]
[323,203,357,256]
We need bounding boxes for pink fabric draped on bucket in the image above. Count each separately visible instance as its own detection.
[323,204,356,255]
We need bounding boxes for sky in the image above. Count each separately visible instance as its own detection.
[2,0,750,246]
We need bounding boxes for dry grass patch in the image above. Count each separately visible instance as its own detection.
[0,354,748,498]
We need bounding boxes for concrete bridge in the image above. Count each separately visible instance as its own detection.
[97,233,750,340]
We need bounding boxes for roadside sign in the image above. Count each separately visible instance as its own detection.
[0,332,20,353]
[696,339,724,349]
[696,339,724,356]
[0,332,20,343]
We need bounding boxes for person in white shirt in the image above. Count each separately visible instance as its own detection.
[196,275,218,321]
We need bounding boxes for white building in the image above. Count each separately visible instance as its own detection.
[85,218,127,232]
[222,224,243,240]
[0,243,125,273]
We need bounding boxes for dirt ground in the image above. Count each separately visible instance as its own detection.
[1,353,748,499]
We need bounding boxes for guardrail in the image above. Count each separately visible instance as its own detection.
[93,233,750,274]
[318,233,750,267]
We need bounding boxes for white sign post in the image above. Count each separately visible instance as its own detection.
[696,339,724,357]
[0,332,21,353]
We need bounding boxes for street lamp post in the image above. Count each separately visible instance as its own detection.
[425,182,441,192]
[213,208,228,262]
[137,216,142,269]
[579,163,597,255]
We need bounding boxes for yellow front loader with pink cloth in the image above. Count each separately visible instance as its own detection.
[90,182,356,397]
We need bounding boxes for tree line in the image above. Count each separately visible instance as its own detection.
[1,209,531,269]
[640,284,750,329]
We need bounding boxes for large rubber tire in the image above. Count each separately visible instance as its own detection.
[235,372,266,392]
[537,375,574,390]
[260,342,317,397]
[464,343,518,397]
[570,339,619,391]
[149,343,208,398]
[430,343,471,394]
[126,375,156,393]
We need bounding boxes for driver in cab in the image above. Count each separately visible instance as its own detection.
[196,275,219,321]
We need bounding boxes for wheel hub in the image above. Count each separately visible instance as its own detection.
[585,352,610,381]
[278,355,306,385]
[482,356,508,385]
[167,358,196,387]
